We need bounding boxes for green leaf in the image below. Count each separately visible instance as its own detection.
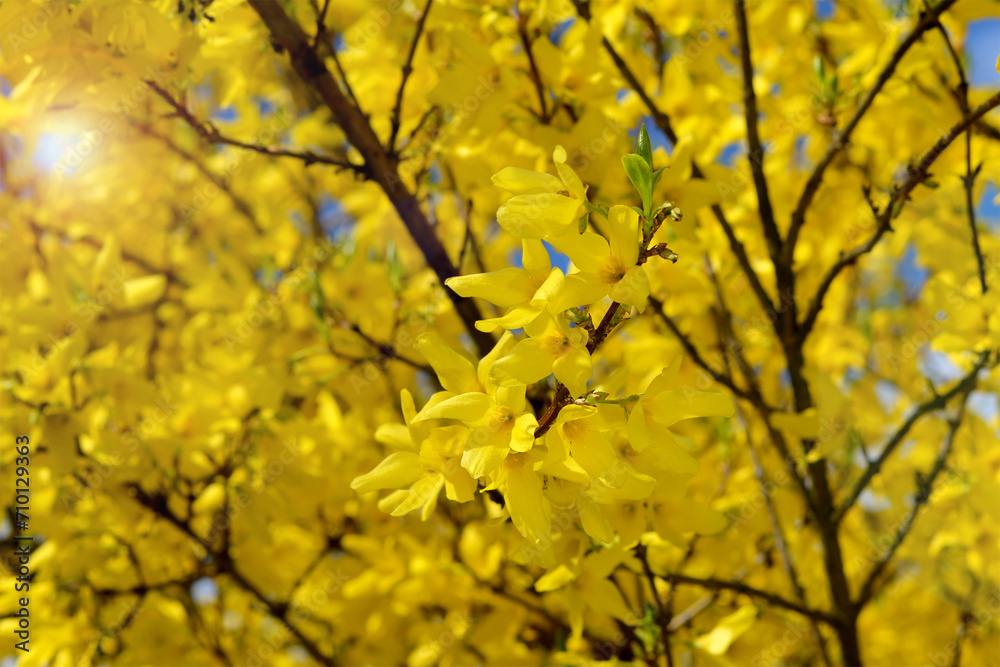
[584,200,610,218]
[651,166,665,190]
[622,153,653,218]
[578,213,588,234]
[387,241,404,292]
[813,55,825,84]
[637,124,653,170]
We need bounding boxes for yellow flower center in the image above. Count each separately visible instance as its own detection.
[599,257,627,285]
[490,407,515,432]
[545,334,572,358]
[504,452,529,470]
[562,420,586,438]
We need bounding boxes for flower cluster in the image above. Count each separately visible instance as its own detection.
[353,131,733,611]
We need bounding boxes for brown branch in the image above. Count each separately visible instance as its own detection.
[533,301,626,438]
[516,11,550,123]
[312,0,332,50]
[27,219,188,288]
[855,384,975,608]
[930,16,987,293]
[783,0,960,262]
[248,0,496,358]
[329,42,365,114]
[950,611,975,667]
[734,0,781,263]
[636,544,673,665]
[647,292,817,515]
[388,0,434,154]
[146,81,364,173]
[665,574,840,626]
[126,484,335,666]
[635,9,666,85]
[746,430,834,666]
[329,313,434,374]
[835,352,989,522]
[800,90,1000,337]
[974,119,1000,141]
[132,122,265,235]
[647,297,755,405]
[706,261,824,519]
[708,264,831,665]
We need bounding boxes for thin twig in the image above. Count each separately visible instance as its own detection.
[388,0,434,153]
[27,219,189,288]
[734,0,781,263]
[636,544,673,665]
[800,90,1000,337]
[146,82,364,174]
[312,0,332,50]
[836,352,990,522]
[126,484,335,665]
[783,0,960,261]
[665,574,840,626]
[646,296,756,404]
[517,10,550,123]
[930,14,987,293]
[248,0,496,357]
[855,383,976,607]
[131,122,265,235]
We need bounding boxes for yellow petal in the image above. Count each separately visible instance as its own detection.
[374,423,412,450]
[492,166,563,195]
[504,460,551,545]
[530,267,565,304]
[192,482,226,515]
[582,576,636,624]
[535,564,577,592]
[496,384,527,413]
[644,390,734,427]
[770,409,820,438]
[475,304,544,333]
[579,501,615,544]
[606,205,640,266]
[351,452,423,492]
[568,430,621,488]
[553,144,587,201]
[415,333,480,393]
[647,424,700,475]
[478,331,517,393]
[492,339,554,386]
[390,474,445,519]
[510,413,538,452]
[555,404,598,424]
[497,194,582,239]
[462,429,509,478]
[549,273,608,312]
[549,230,608,273]
[694,605,757,655]
[669,498,728,535]
[552,347,593,397]
[521,239,552,281]
[445,268,538,307]
[124,275,167,308]
[608,265,649,310]
[415,392,492,422]
[627,405,655,452]
[645,357,683,394]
